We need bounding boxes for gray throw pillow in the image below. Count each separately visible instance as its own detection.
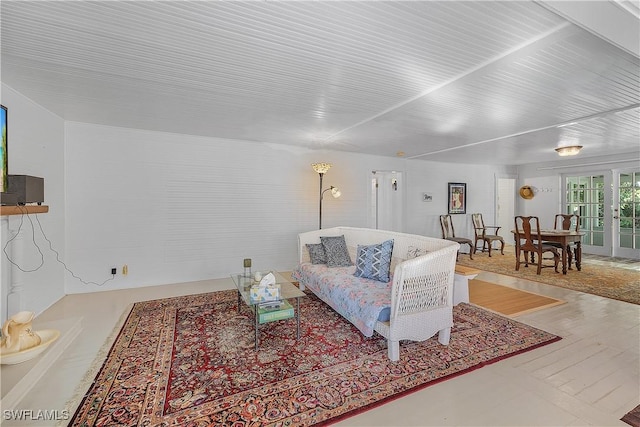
[306,243,327,264]
[320,235,353,267]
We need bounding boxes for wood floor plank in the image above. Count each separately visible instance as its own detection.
[469,279,566,316]
[553,346,627,392]
[517,339,600,373]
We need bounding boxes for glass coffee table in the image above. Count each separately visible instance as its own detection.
[230,270,306,350]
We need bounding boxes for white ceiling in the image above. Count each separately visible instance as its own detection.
[1,1,639,165]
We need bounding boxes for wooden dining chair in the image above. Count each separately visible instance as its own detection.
[439,214,474,260]
[471,213,505,257]
[514,216,560,275]
[545,214,580,269]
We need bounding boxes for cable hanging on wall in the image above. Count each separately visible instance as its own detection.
[2,212,44,272]
[3,210,115,286]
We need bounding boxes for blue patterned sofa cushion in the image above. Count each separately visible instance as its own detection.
[354,239,394,282]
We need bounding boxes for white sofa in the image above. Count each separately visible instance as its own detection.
[293,227,460,361]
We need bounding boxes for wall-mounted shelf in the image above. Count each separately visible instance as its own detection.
[0,205,49,216]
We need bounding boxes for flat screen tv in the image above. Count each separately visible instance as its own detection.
[1,105,6,193]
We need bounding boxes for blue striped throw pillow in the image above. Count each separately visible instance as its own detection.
[353,239,394,282]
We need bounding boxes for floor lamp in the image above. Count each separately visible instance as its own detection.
[312,163,341,229]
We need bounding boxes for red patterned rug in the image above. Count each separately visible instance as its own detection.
[622,404,640,427]
[68,289,560,426]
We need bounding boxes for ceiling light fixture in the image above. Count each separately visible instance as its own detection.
[554,145,583,156]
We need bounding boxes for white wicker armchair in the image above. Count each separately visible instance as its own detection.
[296,227,460,361]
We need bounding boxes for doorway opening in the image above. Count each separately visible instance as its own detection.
[369,170,404,232]
[496,177,516,245]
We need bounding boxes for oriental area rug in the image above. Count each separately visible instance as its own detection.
[457,248,640,305]
[68,290,561,426]
[623,404,640,427]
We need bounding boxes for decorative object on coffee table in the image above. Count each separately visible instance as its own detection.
[243,258,251,278]
[232,270,305,349]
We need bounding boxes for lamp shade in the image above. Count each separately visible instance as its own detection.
[312,163,332,174]
[555,145,583,156]
[330,186,341,198]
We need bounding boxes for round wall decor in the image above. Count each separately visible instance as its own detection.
[519,185,534,200]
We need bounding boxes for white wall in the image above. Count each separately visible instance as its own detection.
[516,175,560,229]
[64,122,508,294]
[404,161,514,239]
[0,84,65,320]
[63,122,400,293]
[515,153,640,229]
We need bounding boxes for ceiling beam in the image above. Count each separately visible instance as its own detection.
[406,104,640,160]
[538,0,640,58]
[321,21,572,143]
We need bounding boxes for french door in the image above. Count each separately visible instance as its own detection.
[563,169,640,258]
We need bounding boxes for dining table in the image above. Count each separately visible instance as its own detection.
[512,229,585,275]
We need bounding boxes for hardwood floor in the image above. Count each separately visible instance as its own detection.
[468,279,566,316]
[2,256,638,426]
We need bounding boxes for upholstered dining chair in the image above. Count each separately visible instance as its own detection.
[545,214,580,269]
[471,213,505,257]
[439,214,474,260]
[514,216,560,275]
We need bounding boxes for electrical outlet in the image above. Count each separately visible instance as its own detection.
[111,267,117,275]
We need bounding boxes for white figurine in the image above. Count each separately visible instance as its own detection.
[1,311,41,355]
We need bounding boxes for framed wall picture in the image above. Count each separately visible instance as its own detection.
[448,182,466,214]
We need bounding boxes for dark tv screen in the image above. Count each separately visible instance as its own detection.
[1,105,6,193]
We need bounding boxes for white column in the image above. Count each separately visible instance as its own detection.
[5,216,26,319]
[1,216,9,321]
